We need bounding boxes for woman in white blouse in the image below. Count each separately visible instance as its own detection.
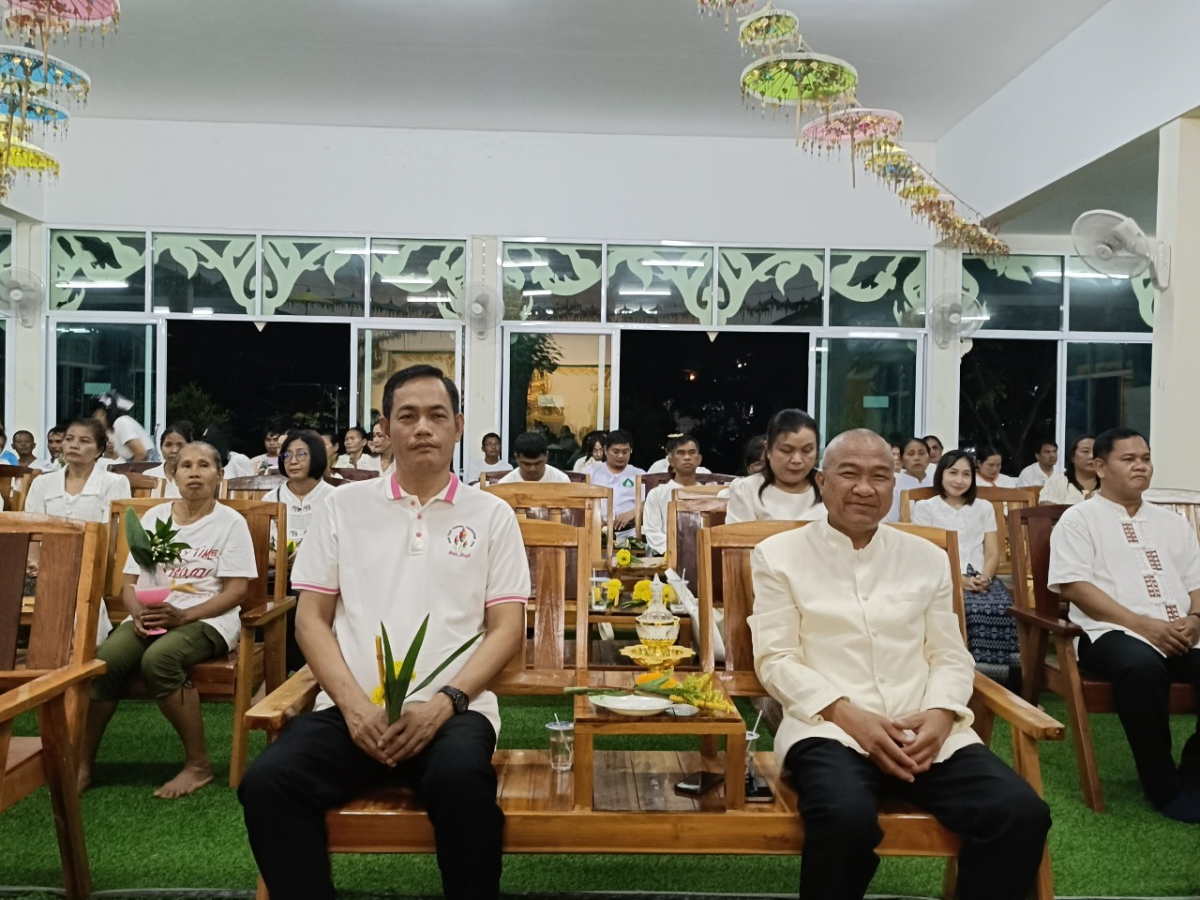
[334,426,381,471]
[1040,434,1098,506]
[974,445,1018,488]
[885,437,935,522]
[726,409,824,522]
[24,418,132,645]
[572,430,606,473]
[913,449,1017,681]
[143,422,194,498]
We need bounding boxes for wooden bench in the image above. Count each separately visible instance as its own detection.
[696,520,1064,900]
[1,514,108,900]
[104,498,295,786]
[1009,504,1199,812]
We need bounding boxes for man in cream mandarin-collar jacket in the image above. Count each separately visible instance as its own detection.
[749,429,1050,900]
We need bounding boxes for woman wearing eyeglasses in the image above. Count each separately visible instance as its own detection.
[264,429,335,671]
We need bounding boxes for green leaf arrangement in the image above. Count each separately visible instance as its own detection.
[378,615,484,725]
[123,506,191,571]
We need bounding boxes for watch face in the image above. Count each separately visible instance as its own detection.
[454,692,469,714]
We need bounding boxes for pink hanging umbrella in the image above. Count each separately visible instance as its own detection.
[8,0,119,27]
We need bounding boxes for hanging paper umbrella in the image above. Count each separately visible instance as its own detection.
[0,88,69,131]
[802,108,902,157]
[6,0,119,40]
[0,129,58,197]
[741,52,857,142]
[698,0,756,30]
[0,45,89,99]
[738,5,800,55]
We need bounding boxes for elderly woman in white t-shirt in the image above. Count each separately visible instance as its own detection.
[913,449,1016,681]
[24,418,132,645]
[1040,434,1099,506]
[727,409,825,522]
[81,442,258,799]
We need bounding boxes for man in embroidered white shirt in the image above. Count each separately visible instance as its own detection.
[240,365,531,900]
[750,429,1050,899]
[1048,427,1200,822]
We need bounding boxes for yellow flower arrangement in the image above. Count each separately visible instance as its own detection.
[631,579,654,604]
[605,578,622,603]
[615,548,633,567]
[371,662,416,708]
[663,584,677,605]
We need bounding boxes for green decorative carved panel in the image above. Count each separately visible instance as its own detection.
[263,236,366,317]
[1065,256,1153,333]
[152,232,257,315]
[502,242,602,322]
[829,251,925,328]
[369,239,466,321]
[717,248,823,326]
[606,245,711,324]
[0,231,11,270]
[50,230,147,313]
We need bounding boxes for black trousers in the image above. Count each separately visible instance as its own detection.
[785,738,1050,900]
[239,707,502,900]
[1077,630,1200,806]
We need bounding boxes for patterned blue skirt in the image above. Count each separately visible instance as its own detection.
[963,566,1019,681]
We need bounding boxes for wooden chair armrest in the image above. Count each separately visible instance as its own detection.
[0,660,106,723]
[1007,606,1082,637]
[239,596,297,627]
[970,671,1065,741]
[244,665,320,733]
[0,669,55,690]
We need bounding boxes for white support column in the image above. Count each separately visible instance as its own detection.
[1150,119,1200,490]
[923,246,961,449]
[11,221,46,435]
[464,235,501,454]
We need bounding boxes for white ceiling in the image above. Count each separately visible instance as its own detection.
[54,0,1112,141]
[995,131,1158,236]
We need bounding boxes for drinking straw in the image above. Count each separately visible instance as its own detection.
[750,708,763,738]
[554,713,561,726]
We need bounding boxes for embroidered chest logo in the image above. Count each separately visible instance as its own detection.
[447,525,477,558]
[621,478,634,488]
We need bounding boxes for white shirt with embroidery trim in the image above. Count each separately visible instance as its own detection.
[749,520,979,763]
[122,502,258,649]
[290,473,531,740]
[1048,494,1200,654]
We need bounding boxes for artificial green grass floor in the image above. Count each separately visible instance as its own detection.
[1,695,1198,898]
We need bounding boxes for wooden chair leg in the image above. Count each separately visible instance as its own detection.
[37,694,93,900]
[1010,727,1055,900]
[1055,636,1105,811]
[1017,622,1048,706]
[229,633,260,788]
[256,874,270,900]
[941,858,958,900]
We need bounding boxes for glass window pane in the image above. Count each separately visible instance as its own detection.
[1066,342,1152,441]
[262,236,366,317]
[369,239,466,321]
[0,319,7,420]
[55,322,158,436]
[958,338,1057,474]
[152,233,256,315]
[607,245,711,324]
[357,329,458,427]
[829,251,926,328]
[502,242,602,322]
[717,248,823,326]
[962,255,1063,331]
[0,230,11,269]
[814,338,917,451]
[50,230,147,313]
[1066,258,1153,333]
[508,331,610,470]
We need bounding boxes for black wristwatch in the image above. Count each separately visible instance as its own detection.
[438,685,469,715]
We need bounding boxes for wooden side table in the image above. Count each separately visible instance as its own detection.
[571,670,747,811]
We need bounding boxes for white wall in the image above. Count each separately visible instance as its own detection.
[41,118,938,247]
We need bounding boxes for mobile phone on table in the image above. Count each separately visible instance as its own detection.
[674,771,724,795]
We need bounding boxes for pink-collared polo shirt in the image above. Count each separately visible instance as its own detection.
[291,472,530,741]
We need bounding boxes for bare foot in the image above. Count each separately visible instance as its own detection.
[154,762,213,799]
[77,766,92,795]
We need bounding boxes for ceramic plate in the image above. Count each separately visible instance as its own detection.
[590,694,673,716]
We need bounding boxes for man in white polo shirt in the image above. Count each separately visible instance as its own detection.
[642,433,704,556]
[588,428,644,541]
[495,431,571,484]
[240,365,530,900]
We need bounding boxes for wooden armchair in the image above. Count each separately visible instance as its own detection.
[104,498,296,786]
[227,474,288,500]
[899,485,1039,577]
[635,473,734,540]
[1008,504,1199,812]
[696,520,1064,900]
[107,461,158,475]
[1,514,108,900]
[666,495,728,598]
[565,470,590,484]
[0,465,35,512]
[120,471,164,499]
[485,482,613,570]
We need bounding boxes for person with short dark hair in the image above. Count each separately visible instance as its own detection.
[922,434,944,466]
[82,441,257,799]
[1049,428,1200,822]
[240,365,530,899]
[251,420,288,476]
[465,431,512,485]
[751,429,1051,898]
[1018,439,1059,488]
[36,425,67,470]
[728,410,823,523]
[589,428,644,538]
[495,431,570,484]
[319,431,341,478]
[642,434,704,555]
[740,434,767,478]
[145,423,195,498]
[647,432,712,476]
[914,449,1016,680]
[1040,434,1098,505]
[10,429,37,468]
[336,425,381,472]
[974,445,1017,488]
[885,437,934,522]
